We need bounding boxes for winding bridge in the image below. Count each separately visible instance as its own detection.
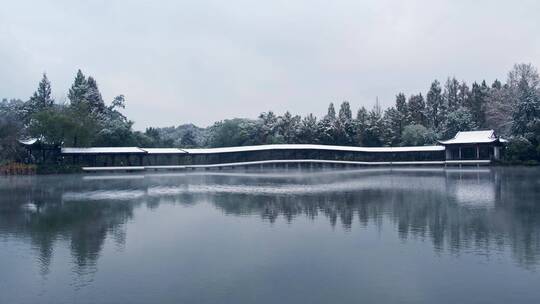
[53,131,505,172]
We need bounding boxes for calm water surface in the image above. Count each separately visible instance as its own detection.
[1,167,540,304]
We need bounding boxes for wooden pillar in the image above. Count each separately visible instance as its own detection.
[494,146,500,160]
[476,145,480,159]
[458,147,462,160]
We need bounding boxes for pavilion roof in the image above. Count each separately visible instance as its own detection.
[438,130,506,145]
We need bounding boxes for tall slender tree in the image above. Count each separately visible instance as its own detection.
[68,69,88,107]
[512,77,540,136]
[425,80,443,130]
[382,106,402,146]
[363,102,384,146]
[28,73,54,113]
[86,76,106,114]
[407,93,426,126]
[468,81,488,128]
[355,106,368,145]
[457,81,470,109]
[444,77,460,111]
[326,102,336,120]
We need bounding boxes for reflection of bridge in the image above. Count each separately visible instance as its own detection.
[63,168,497,208]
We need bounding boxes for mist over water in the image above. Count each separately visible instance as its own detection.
[1,167,539,304]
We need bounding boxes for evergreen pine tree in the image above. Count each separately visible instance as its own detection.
[492,79,502,89]
[338,101,352,122]
[407,93,426,126]
[336,101,354,145]
[382,107,402,146]
[355,106,368,145]
[68,69,88,107]
[457,81,470,109]
[395,93,409,130]
[326,102,336,120]
[426,80,443,130]
[363,102,383,147]
[469,81,488,128]
[298,113,318,144]
[278,111,300,143]
[444,77,460,111]
[28,73,54,111]
[86,76,106,114]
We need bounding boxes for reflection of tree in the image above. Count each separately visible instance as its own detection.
[0,168,539,276]
[0,176,138,279]
[208,169,540,268]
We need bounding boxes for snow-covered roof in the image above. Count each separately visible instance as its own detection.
[141,148,188,154]
[61,147,146,154]
[438,130,505,145]
[18,138,38,145]
[61,144,445,155]
[183,144,444,154]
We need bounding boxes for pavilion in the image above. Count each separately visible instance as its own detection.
[438,130,506,161]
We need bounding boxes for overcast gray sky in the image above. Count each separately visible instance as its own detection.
[1,0,539,129]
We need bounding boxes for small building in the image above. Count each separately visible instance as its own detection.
[18,138,61,164]
[438,130,506,161]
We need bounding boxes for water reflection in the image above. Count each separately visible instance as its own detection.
[0,167,539,280]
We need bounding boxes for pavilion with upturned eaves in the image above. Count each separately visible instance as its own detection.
[438,130,507,161]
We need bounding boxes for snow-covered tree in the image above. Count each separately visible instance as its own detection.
[425,80,443,130]
[298,113,318,144]
[468,81,489,128]
[442,107,477,139]
[335,101,355,145]
[338,101,352,122]
[507,63,540,91]
[382,107,402,146]
[401,124,430,146]
[457,81,470,109]
[363,102,384,146]
[26,73,54,122]
[277,111,301,143]
[68,69,88,107]
[180,129,197,147]
[511,77,540,136]
[355,106,368,145]
[407,93,426,126]
[485,80,513,135]
[29,73,54,110]
[326,103,336,120]
[444,77,460,111]
[86,76,106,114]
[258,111,279,144]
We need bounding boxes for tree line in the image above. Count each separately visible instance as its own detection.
[1,63,540,163]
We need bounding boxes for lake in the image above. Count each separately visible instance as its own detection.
[1,167,539,304]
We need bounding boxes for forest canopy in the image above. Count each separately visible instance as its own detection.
[1,63,540,163]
